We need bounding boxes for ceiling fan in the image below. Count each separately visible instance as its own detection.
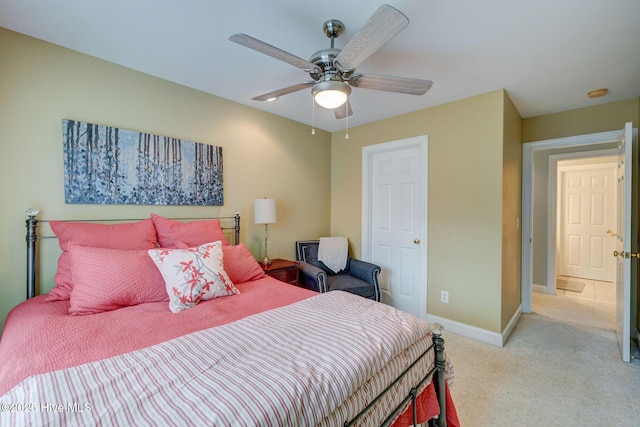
[229,4,433,120]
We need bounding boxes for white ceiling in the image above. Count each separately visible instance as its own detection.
[1,0,639,132]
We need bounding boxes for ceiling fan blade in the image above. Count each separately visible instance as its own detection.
[230,33,320,73]
[251,81,314,101]
[334,101,353,119]
[350,74,433,95]
[335,4,409,72]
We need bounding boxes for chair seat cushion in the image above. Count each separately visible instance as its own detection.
[327,275,376,300]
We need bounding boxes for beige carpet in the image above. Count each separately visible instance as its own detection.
[443,292,640,426]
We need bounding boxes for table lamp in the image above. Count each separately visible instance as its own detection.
[254,198,277,265]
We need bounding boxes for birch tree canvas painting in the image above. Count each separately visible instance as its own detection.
[62,120,223,205]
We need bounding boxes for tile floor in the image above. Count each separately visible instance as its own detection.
[556,276,616,304]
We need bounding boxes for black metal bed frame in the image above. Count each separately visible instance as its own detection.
[23,209,448,427]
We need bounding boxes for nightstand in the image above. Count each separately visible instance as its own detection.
[261,258,299,286]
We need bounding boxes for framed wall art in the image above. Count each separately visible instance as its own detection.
[62,119,223,206]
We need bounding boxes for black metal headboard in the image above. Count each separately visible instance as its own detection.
[25,209,241,299]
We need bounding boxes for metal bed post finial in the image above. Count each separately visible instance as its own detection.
[234,210,240,245]
[25,208,40,299]
[430,323,447,427]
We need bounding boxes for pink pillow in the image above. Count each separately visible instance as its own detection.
[47,219,158,302]
[68,245,168,316]
[151,214,229,248]
[148,241,239,313]
[222,243,266,283]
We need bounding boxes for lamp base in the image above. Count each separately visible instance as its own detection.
[261,256,272,266]
[261,223,272,266]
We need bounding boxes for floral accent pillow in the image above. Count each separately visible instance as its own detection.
[148,241,239,313]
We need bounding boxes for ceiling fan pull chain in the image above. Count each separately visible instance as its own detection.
[345,103,349,140]
[311,96,316,135]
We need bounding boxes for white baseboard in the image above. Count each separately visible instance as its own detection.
[426,305,522,348]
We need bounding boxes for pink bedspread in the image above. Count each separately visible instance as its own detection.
[2,292,454,426]
[0,276,315,395]
[0,277,459,426]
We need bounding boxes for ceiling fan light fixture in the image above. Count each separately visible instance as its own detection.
[312,81,351,109]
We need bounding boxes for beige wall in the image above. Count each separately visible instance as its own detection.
[501,92,522,330]
[330,90,510,332]
[0,28,332,334]
[523,98,640,142]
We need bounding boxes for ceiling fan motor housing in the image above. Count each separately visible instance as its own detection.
[309,19,353,83]
[309,48,351,82]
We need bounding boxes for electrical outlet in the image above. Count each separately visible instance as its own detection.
[440,290,449,303]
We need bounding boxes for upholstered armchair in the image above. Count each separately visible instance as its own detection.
[295,240,381,302]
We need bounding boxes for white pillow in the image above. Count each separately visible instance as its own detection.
[148,241,239,313]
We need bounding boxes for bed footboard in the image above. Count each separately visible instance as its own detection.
[431,324,447,427]
[345,323,448,427]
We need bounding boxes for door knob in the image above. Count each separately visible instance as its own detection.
[414,238,421,244]
[613,250,640,259]
[606,229,618,237]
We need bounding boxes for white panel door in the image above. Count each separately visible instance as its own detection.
[559,166,615,281]
[362,136,427,317]
[615,122,634,363]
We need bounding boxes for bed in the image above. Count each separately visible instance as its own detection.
[0,210,458,426]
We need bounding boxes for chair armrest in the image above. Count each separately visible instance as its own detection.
[297,262,328,293]
[349,259,380,284]
[348,259,381,302]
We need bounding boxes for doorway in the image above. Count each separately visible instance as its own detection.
[545,152,618,297]
[554,155,617,303]
[522,130,621,312]
[522,124,638,362]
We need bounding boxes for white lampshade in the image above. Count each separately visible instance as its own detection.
[254,198,277,224]
[312,81,351,109]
